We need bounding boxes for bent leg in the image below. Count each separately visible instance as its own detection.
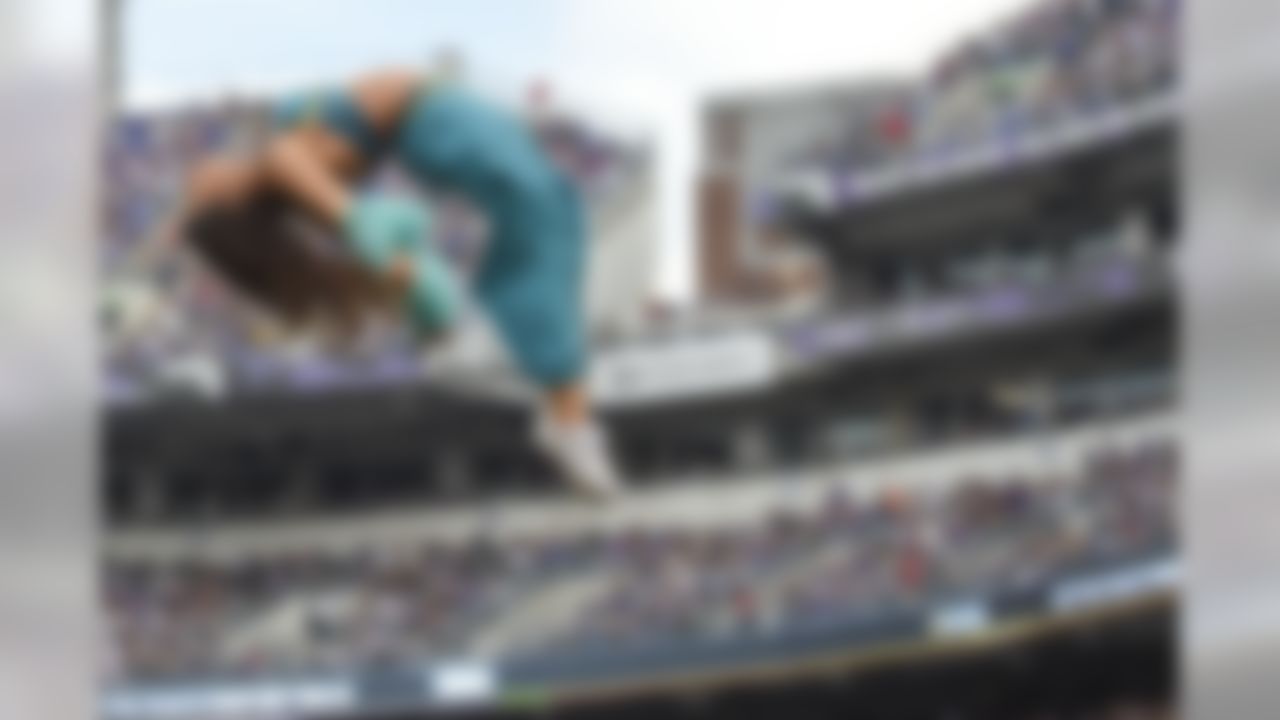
[476,173,586,388]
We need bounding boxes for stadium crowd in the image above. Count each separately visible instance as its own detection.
[805,0,1178,173]
[103,438,1174,682]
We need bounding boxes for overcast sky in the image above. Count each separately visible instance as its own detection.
[118,0,1036,300]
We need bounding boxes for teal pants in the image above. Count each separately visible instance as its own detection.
[388,86,588,386]
[474,164,586,387]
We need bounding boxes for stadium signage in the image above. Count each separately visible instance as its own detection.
[1050,559,1179,613]
[929,600,992,637]
[429,662,499,705]
[102,678,356,719]
[589,331,777,406]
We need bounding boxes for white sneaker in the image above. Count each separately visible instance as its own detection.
[533,413,626,502]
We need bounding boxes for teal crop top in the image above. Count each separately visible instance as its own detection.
[271,88,384,159]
